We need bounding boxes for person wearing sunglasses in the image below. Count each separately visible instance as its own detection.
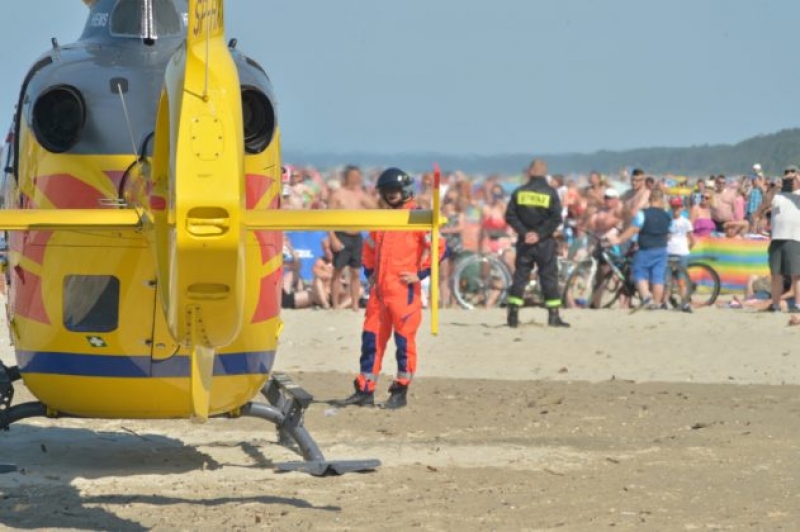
[690,191,716,238]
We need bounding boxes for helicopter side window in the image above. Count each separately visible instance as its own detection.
[63,275,120,333]
[109,0,184,39]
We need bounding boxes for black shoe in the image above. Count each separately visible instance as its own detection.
[548,310,570,328]
[383,384,408,410]
[507,306,519,328]
[335,390,374,407]
[681,302,693,313]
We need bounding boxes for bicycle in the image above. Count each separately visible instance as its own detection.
[450,247,574,310]
[563,236,640,309]
[564,235,722,309]
[662,255,721,309]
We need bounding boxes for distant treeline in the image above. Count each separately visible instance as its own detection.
[285,128,800,178]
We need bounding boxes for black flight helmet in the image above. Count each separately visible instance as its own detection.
[376,167,414,207]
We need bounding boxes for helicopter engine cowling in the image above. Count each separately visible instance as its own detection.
[31,85,86,154]
[241,87,275,155]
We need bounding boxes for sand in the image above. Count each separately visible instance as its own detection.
[2,306,800,531]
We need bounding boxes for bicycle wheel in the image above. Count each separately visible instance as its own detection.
[591,262,642,310]
[663,258,684,309]
[451,254,512,310]
[590,269,624,309]
[522,258,576,307]
[563,260,594,308]
[557,258,576,298]
[685,262,721,307]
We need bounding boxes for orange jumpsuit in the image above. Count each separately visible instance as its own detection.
[355,201,446,393]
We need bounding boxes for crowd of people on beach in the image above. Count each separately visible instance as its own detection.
[279,162,796,314]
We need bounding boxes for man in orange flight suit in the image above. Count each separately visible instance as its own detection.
[337,167,445,409]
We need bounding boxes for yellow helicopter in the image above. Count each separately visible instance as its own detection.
[0,0,442,476]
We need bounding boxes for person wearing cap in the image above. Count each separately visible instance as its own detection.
[588,188,623,238]
[753,166,800,233]
[753,166,800,312]
[664,196,695,312]
[585,188,625,309]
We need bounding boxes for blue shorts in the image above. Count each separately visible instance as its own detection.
[632,247,668,285]
[754,290,771,301]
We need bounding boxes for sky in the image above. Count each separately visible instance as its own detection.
[1,0,799,156]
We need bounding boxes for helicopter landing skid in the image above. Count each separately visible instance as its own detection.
[0,362,23,431]
[1,363,44,474]
[240,373,381,476]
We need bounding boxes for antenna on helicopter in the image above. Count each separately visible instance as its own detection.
[50,37,62,61]
[113,80,139,159]
[203,12,211,100]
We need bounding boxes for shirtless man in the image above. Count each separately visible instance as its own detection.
[583,170,606,212]
[328,165,377,311]
[621,168,651,227]
[710,174,738,232]
[587,188,625,308]
[588,188,624,238]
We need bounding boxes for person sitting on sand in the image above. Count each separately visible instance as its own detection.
[725,274,795,311]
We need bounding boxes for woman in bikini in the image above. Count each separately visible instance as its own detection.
[480,184,513,255]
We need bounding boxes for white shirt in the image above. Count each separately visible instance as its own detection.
[667,216,693,256]
[770,191,800,242]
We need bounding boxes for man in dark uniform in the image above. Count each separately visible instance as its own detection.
[504,158,569,328]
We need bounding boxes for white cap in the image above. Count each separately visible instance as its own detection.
[604,188,620,198]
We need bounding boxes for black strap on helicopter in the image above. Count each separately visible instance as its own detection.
[0,362,19,430]
[116,131,155,201]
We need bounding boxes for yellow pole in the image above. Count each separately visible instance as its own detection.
[430,164,441,335]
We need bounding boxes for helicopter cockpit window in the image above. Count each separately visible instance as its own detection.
[109,0,184,39]
[63,275,120,333]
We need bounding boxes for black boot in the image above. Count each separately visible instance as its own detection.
[548,308,570,328]
[383,383,408,410]
[507,305,519,328]
[334,380,375,407]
